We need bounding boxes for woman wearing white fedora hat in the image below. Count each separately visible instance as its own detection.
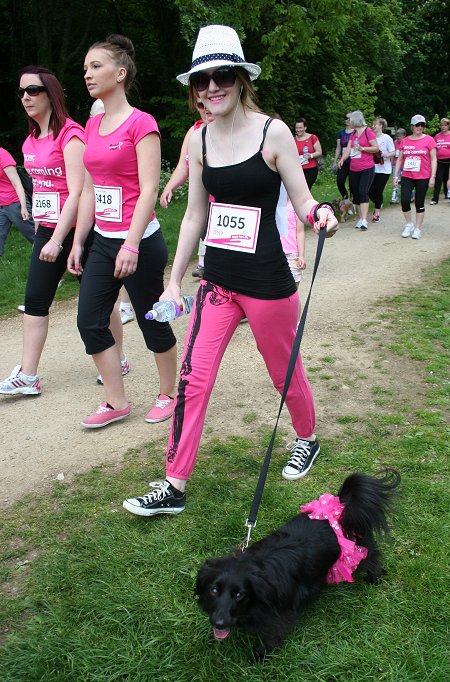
[123,25,338,517]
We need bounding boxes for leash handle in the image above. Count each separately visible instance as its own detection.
[245,227,327,530]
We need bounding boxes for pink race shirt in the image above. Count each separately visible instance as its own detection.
[22,119,84,229]
[434,132,450,161]
[400,135,437,179]
[0,148,19,206]
[83,108,160,233]
[349,128,377,171]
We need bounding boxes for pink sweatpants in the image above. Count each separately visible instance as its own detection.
[166,281,316,480]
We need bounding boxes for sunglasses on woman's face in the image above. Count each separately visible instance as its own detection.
[413,122,425,127]
[190,67,237,92]
[17,85,47,99]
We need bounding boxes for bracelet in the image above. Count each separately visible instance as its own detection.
[120,244,139,255]
[313,202,335,223]
[306,203,320,226]
[50,237,63,252]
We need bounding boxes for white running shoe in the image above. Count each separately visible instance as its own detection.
[0,365,41,395]
[401,223,414,238]
[355,219,363,229]
[411,227,421,239]
[96,355,130,385]
[119,307,134,325]
[17,304,25,313]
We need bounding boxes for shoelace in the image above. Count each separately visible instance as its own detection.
[154,396,171,409]
[141,480,170,505]
[286,439,310,467]
[96,404,111,414]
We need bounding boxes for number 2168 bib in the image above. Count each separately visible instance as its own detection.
[204,202,261,253]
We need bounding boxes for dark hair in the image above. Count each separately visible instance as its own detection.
[295,117,307,126]
[187,67,259,113]
[88,34,137,92]
[19,66,68,139]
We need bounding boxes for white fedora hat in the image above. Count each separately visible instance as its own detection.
[177,25,261,85]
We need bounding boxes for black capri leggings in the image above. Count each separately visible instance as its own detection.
[368,172,391,209]
[349,167,375,204]
[432,161,450,202]
[336,159,351,199]
[400,177,429,213]
[77,229,176,356]
[25,226,76,316]
[303,166,318,190]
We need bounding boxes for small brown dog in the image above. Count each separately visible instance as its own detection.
[332,198,355,223]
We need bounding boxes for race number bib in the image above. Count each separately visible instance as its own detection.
[299,155,308,165]
[403,157,421,172]
[32,192,60,223]
[204,203,261,253]
[94,185,123,222]
[350,148,361,159]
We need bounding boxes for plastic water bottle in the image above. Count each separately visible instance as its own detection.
[145,295,194,322]
[303,144,309,158]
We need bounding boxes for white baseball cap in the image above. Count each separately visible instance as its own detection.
[410,114,426,125]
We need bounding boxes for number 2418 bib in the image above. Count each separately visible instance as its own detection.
[204,203,261,253]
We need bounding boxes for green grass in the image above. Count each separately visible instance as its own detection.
[0,261,448,681]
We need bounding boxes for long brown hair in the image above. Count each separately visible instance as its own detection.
[188,67,259,113]
[19,66,69,139]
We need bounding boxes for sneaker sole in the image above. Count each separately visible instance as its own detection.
[122,500,185,516]
[282,445,320,481]
[0,387,41,395]
[144,412,173,424]
[81,412,130,429]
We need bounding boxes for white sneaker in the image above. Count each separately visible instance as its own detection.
[17,304,25,313]
[411,227,421,239]
[355,219,363,229]
[120,308,134,325]
[401,223,414,238]
[0,365,41,395]
[360,220,368,231]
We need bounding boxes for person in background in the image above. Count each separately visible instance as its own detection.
[293,118,322,190]
[368,117,395,222]
[390,127,407,204]
[68,35,177,428]
[430,117,450,205]
[160,100,214,279]
[0,66,85,397]
[123,24,338,517]
[333,112,354,202]
[0,147,35,256]
[280,199,306,321]
[339,110,378,231]
[394,114,437,239]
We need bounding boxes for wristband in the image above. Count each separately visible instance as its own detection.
[313,202,335,223]
[306,203,320,226]
[120,244,139,255]
[50,237,63,252]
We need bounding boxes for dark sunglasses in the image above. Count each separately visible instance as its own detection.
[413,122,425,127]
[190,67,237,92]
[17,85,47,99]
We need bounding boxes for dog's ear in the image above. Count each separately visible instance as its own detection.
[246,569,279,607]
[195,558,224,595]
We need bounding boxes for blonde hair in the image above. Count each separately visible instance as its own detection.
[373,117,388,131]
[440,118,450,126]
[88,34,136,92]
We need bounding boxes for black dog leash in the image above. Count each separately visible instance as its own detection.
[242,226,327,550]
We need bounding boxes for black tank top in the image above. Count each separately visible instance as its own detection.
[202,118,296,299]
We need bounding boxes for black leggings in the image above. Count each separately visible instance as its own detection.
[303,166,318,190]
[77,230,176,355]
[432,161,450,202]
[400,177,429,213]
[368,173,391,209]
[24,226,76,316]
[336,160,351,199]
[349,167,375,204]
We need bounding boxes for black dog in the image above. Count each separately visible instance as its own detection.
[196,469,400,658]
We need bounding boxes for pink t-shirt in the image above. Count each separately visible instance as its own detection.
[349,128,377,171]
[280,203,298,254]
[0,148,19,206]
[83,108,160,233]
[22,119,84,229]
[434,132,450,161]
[400,135,437,180]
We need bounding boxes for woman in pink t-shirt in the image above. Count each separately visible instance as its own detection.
[0,147,35,255]
[67,35,177,429]
[393,115,437,239]
[430,117,450,205]
[0,67,85,398]
[339,110,378,230]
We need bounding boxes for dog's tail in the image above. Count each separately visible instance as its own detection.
[337,468,400,543]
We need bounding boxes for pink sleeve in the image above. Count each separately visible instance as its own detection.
[58,122,85,150]
[366,128,376,142]
[130,112,161,146]
[0,148,16,169]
